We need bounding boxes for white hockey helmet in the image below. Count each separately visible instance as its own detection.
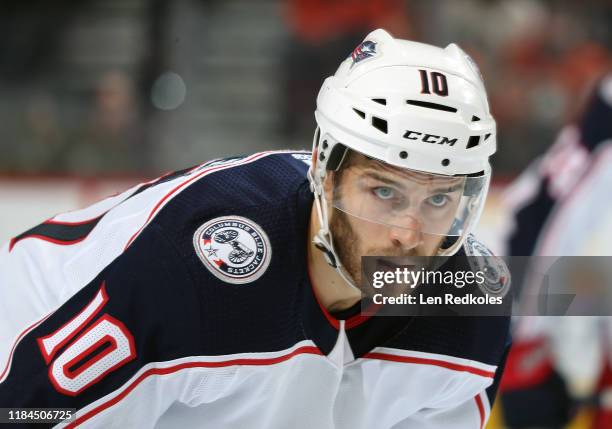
[308,29,496,283]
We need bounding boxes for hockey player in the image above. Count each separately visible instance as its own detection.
[0,29,509,428]
[500,74,612,429]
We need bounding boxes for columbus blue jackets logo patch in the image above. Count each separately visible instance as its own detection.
[350,40,378,67]
[464,234,510,297]
[193,216,272,284]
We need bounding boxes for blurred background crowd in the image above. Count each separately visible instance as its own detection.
[0,0,610,177]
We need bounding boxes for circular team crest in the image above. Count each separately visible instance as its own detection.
[193,216,272,284]
[464,234,511,297]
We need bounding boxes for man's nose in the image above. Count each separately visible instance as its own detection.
[388,216,423,250]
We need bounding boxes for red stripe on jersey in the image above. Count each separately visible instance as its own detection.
[306,262,340,330]
[66,345,323,428]
[9,215,106,251]
[344,303,383,329]
[123,152,269,250]
[43,216,104,226]
[9,235,91,251]
[474,394,486,429]
[363,352,496,378]
[0,311,54,382]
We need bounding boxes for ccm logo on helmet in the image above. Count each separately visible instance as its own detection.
[403,130,458,146]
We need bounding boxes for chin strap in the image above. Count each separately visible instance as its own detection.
[308,166,361,292]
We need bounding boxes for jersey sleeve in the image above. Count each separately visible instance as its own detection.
[0,224,203,427]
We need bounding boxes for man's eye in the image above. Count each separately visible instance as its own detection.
[373,187,395,200]
[427,194,449,207]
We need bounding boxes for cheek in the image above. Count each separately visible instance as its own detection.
[420,234,445,256]
[350,216,385,241]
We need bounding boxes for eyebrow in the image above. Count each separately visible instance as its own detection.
[431,184,463,193]
[362,170,464,193]
[363,171,405,188]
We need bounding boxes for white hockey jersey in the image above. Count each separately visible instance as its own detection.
[0,151,510,428]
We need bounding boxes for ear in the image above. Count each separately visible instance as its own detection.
[311,148,318,170]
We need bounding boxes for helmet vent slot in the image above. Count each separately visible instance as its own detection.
[371,116,388,134]
[406,100,457,113]
[372,98,387,105]
[484,133,491,141]
[353,108,366,119]
[471,115,481,122]
[466,136,480,149]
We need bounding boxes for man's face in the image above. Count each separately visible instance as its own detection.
[326,153,464,287]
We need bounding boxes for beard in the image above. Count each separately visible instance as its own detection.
[329,208,420,292]
[329,208,362,286]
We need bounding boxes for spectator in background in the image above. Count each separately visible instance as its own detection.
[54,70,144,174]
